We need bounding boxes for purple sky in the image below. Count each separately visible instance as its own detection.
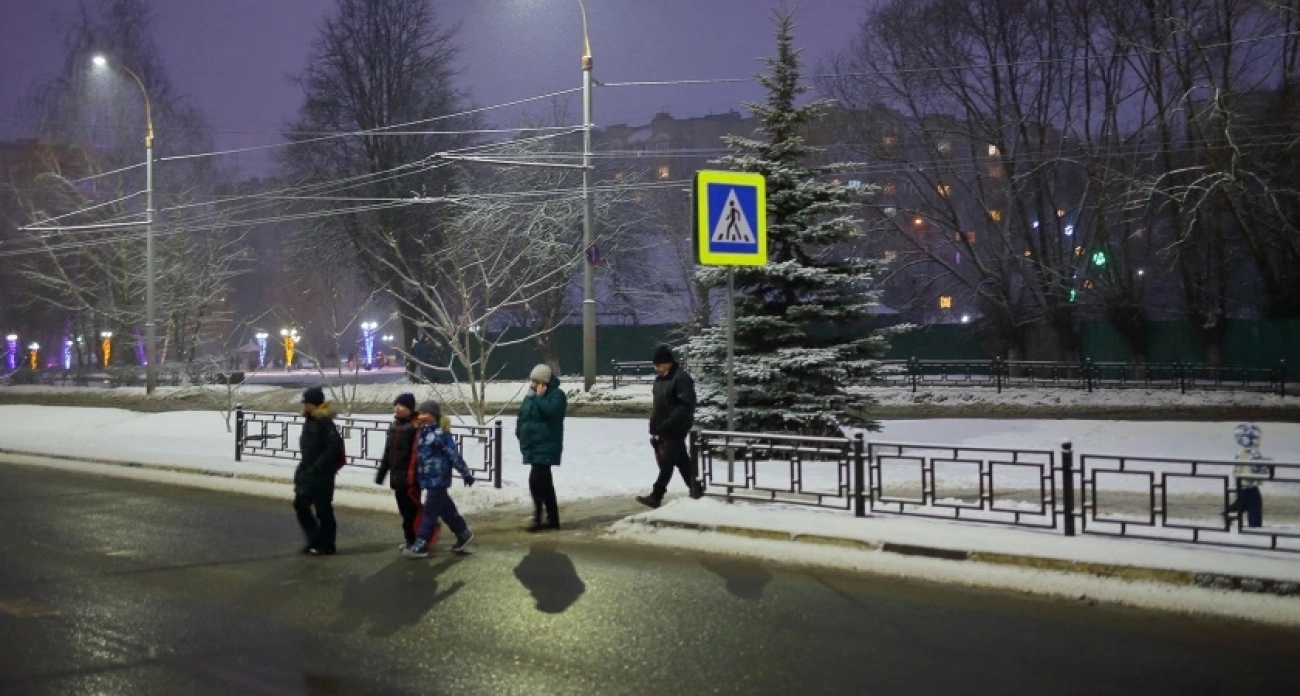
[1,0,866,173]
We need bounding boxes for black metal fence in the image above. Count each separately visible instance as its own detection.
[876,358,1288,396]
[234,406,504,488]
[610,359,721,389]
[694,429,1300,553]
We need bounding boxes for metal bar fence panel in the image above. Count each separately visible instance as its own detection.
[1076,454,1300,552]
[696,430,855,511]
[867,441,1058,528]
[235,410,502,485]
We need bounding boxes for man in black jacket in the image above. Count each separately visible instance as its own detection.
[637,345,703,508]
[295,386,342,555]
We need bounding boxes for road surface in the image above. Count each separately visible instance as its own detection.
[0,462,1296,695]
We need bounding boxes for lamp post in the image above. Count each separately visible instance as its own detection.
[93,54,156,394]
[579,0,597,392]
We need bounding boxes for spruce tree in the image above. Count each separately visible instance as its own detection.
[689,9,889,436]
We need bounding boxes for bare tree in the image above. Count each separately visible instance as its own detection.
[279,0,478,346]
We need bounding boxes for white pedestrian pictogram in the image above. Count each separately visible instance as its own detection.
[711,189,755,244]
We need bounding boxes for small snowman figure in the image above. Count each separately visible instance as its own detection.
[1225,423,1271,528]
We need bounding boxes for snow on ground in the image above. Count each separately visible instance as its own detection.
[0,405,658,514]
[616,497,1300,581]
[610,521,1300,627]
[859,385,1291,409]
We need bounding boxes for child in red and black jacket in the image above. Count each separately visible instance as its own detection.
[375,393,439,551]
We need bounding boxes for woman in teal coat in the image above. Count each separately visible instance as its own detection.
[517,364,566,532]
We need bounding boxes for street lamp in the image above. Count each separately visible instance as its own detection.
[578,0,597,392]
[28,343,40,371]
[93,54,157,394]
[100,331,113,367]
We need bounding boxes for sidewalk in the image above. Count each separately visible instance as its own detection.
[612,498,1300,599]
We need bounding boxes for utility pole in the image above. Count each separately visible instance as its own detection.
[580,0,597,392]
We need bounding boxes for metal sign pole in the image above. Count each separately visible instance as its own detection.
[727,265,736,481]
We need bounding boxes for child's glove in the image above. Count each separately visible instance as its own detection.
[464,474,476,488]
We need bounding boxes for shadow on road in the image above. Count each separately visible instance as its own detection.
[513,543,586,614]
[701,557,771,602]
[332,556,464,637]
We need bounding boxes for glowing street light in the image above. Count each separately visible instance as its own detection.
[93,53,158,393]
[5,335,17,372]
[28,343,40,371]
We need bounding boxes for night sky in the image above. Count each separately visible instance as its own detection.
[1,0,866,172]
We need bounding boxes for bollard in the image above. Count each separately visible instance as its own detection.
[853,433,866,518]
[690,430,703,494]
[234,404,244,462]
[493,420,504,489]
[1061,441,1075,537]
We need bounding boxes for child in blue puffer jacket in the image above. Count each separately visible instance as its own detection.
[404,400,476,557]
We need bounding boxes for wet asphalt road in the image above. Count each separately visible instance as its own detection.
[0,463,1298,696]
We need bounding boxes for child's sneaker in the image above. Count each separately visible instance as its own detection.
[452,530,473,554]
[403,540,429,559]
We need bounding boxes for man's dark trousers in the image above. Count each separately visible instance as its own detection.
[294,492,336,551]
[651,437,696,499]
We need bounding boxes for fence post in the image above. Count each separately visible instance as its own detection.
[909,355,919,393]
[853,433,866,518]
[1279,360,1287,398]
[1085,359,1094,392]
[1061,441,1075,537]
[492,420,504,489]
[234,404,244,462]
[690,431,703,493]
[995,356,1003,393]
[1178,362,1187,394]
[610,360,619,390]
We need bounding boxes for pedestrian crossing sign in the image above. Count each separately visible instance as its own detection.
[695,170,767,266]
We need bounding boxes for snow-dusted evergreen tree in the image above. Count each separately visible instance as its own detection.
[689,9,889,436]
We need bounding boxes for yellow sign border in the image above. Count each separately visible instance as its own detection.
[695,170,767,266]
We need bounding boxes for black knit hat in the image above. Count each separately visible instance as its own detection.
[416,400,441,417]
[393,393,416,411]
[301,386,326,406]
[652,344,676,365]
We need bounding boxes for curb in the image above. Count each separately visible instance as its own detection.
[0,448,390,499]
[631,518,1300,598]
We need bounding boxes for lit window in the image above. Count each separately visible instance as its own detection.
[1063,225,1074,236]
[939,295,953,309]
[1083,280,1095,290]
[989,209,1003,222]
[960,231,976,243]
[832,179,842,186]
[884,250,898,262]
[657,166,670,179]
[987,165,1002,178]
[1074,246,1084,256]
[1023,249,1033,258]
[883,207,897,217]
[882,135,898,146]
[883,182,897,195]
[988,144,999,156]
[613,171,625,181]
[1056,208,1066,218]
[936,140,951,153]
[913,216,925,227]
[1137,268,1146,277]
[936,184,951,197]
